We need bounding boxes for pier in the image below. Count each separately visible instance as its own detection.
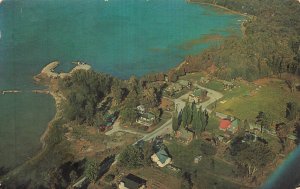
[1,90,21,95]
[1,90,50,95]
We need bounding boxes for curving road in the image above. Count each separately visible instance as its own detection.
[140,84,223,142]
[106,84,223,142]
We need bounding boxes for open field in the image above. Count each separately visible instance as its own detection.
[195,77,299,124]
[179,72,205,81]
[215,79,299,121]
[204,80,225,92]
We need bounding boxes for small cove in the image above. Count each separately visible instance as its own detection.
[0,0,243,169]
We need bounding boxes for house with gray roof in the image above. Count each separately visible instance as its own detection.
[136,112,155,126]
[118,174,147,189]
[188,88,208,103]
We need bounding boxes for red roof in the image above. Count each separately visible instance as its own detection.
[219,119,231,130]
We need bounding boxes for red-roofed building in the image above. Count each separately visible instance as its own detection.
[219,118,239,133]
[219,119,232,131]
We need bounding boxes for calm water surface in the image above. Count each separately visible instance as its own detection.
[0,0,242,169]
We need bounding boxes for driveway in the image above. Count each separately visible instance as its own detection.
[140,84,224,141]
[193,84,223,112]
[105,120,144,136]
[106,84,223,142]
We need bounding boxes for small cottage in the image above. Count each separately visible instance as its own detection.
[119,174,147,189]
[188,88,208,103]
[223,81,234,90]
[137,105,145,114]
[151,148,172,167]
[166,83,183,93]
[194,155,202,164]
[219,118,239,133]
[199,77,209,84]
[177,80,191,88]
[136,112,155,126]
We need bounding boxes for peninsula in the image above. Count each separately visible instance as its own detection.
[0,0,299,189]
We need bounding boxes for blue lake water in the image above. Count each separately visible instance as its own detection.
[0,0,242,169]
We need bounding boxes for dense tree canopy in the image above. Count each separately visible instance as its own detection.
[119,145,144,168]
[181,0,300,81]
[231,140,274,177]
[84,159,99,182]
[60,70,113,123]
[59,69,163,125]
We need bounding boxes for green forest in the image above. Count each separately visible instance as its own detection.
[59,70,164,125]
[176,0,300,81]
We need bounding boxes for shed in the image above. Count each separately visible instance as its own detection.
[119,174,147,189]
[228,119,239,133]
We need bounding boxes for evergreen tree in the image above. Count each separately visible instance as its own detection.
[172,108,180,134]
[255,111,271,133]
[192,107,209,138]
[190,101,197,124]
[199,108,209,132]
[192,111,201,138]
[181,103,190,128]
[187,104,193,125]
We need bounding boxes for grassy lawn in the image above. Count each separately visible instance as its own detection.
[215,80,299,121]
[173,87,191,99]
[204,80,224,92]
[222,83,254,100]
[153,111,172,128]
[179,72,205,81]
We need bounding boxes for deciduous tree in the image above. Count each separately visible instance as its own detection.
[119,145,143,168]
[275,122,290,152]
[233,141,274,177]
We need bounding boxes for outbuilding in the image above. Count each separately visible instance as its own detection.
[119,174,147,189]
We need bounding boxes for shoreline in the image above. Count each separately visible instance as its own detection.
[1,2,248,183]
[188,1,250,17]
[38,61,90,150]
[188,1,254,38]
[0,61,90,182]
